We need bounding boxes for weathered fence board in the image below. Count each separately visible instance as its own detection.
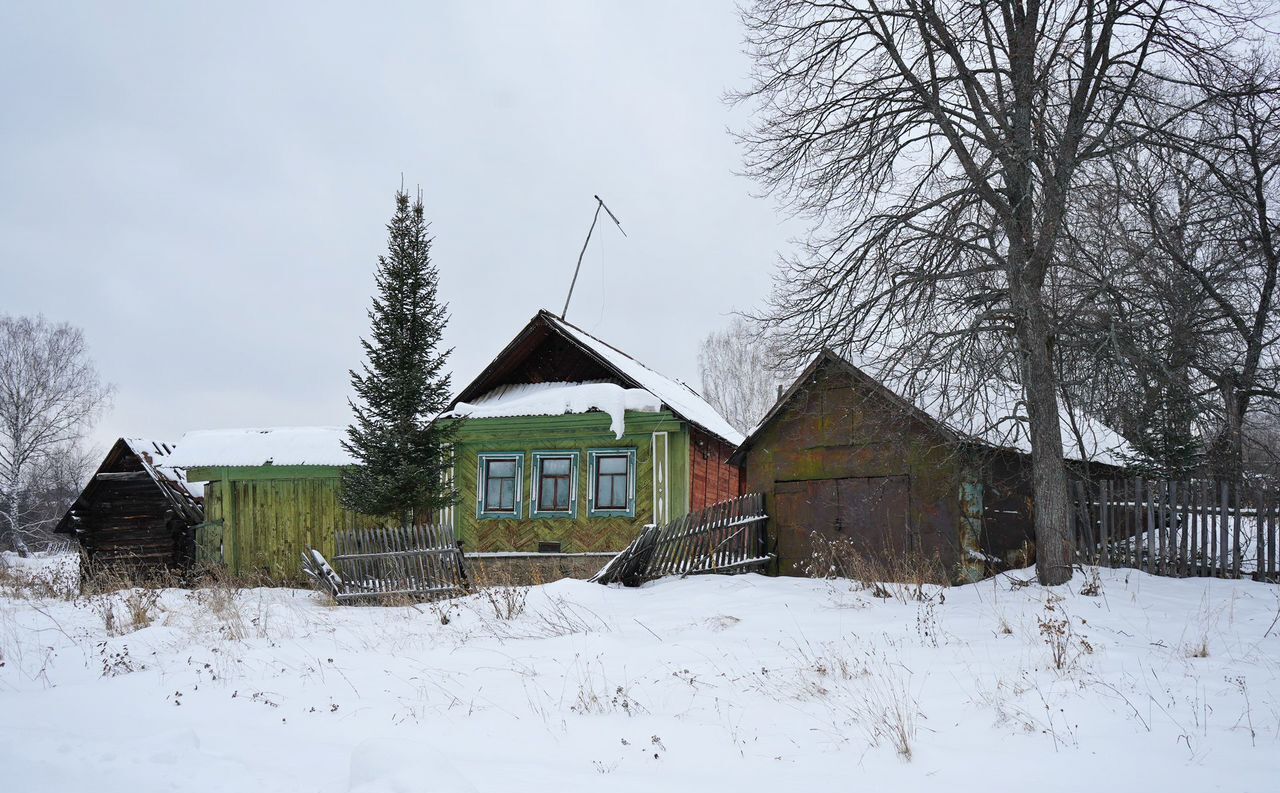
[1073,479,1279,583]
[303,524,468,603]
[593,493,770,587]
[193,520,225,566]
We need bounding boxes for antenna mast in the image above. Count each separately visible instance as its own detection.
[561,195,626,320]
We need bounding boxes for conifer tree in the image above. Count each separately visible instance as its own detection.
[341,189,459,527]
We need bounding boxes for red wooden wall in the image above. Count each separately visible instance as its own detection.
[689,427,743,511]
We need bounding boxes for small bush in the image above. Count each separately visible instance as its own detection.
[471,564,530,621]
[1038,596,1092,671]
[0,554,80,600]
[804,535,947,604]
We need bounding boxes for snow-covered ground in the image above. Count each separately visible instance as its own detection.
[1,552,1277,792]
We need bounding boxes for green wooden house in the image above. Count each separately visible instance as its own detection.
[441,310,745,555]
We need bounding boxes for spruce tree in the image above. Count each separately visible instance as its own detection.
[341,189,460,527]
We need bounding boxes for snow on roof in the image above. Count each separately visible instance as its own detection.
[121,437,206,499]
[546,315,745,446]
[842,351,1133,466]
[164,427,355,469]
[449,381,663,439]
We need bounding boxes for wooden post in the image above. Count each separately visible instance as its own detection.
[1099,481,1110,568]
[1156,480,1167,575]
[1177,483,1187,575]
[1218,482,1229,578]
[1201,481,1211,577]
[1269,496,1277,581]
[1134,478,1144,571]
[1152,480,1162,573]
[1232,485,1242,579]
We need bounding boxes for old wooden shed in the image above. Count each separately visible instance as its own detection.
[55,438,205,572]
[729,350,1130,580]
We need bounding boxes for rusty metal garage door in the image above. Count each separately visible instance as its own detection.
[772,475,910,575]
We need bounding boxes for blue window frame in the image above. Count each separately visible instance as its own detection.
[477,453,523,519]
[531,451,579,519]
[587,448,637,518]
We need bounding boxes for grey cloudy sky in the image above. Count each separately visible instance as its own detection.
[1,1,793,455]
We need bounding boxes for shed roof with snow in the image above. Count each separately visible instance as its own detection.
[164,427,355,470]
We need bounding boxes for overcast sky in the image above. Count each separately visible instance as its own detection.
[1,1,793,455]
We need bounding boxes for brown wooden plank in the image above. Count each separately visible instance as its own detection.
[1218,482,1229,577]
[1232,486,1242,578]
[1178,480,1190,577]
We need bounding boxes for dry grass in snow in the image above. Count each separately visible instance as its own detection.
[1,550,1278,792]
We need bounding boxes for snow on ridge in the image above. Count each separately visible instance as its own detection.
[163,426,355,469]
[547,315,745,446]
[841,351,1132,466]
[450,381,662,439]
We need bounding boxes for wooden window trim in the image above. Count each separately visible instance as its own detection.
[587,448,637,518]
[530,451,579,519]
[476,453,523,520]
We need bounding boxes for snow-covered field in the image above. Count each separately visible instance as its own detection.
[1,552,1277,792]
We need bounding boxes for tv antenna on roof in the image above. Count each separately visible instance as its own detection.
[561,195,627,321]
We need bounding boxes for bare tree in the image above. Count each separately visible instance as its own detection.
[1054,141,1222,478]
[1058,57,1280,483]
[0,316,111,556]
[735,0,1252,584]
[1169,56,1280,482]
[698,316,788,435]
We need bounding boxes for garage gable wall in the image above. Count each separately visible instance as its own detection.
[740,358,967,575]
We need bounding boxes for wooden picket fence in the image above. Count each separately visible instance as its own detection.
[302,524,468,604]
[593,493,771,587]
[1072,479,1279,582]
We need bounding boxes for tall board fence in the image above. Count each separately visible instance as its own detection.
[303,524,468,604]
[593,493,771,587]
[1072,479,1278,582]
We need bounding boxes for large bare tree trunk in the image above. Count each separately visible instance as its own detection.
[1012,274,1074,583]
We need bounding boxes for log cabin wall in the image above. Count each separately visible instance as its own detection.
[689,427,742,511]
[77,478,189,570]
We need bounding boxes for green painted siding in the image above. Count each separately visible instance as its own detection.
[449,411,691,553]
[201,466,365,580]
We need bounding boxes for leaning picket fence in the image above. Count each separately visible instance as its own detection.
[302,524,468,604]
[593,493,771,587]
[1071,479,1279,582]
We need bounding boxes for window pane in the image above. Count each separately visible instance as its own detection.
[500,479,514,510]
[601,478,617,508]
[542,458,571,476]
[539,478,569,512]
[598,456,627,474]
[597,473,627,509]
[484,480,503,510]
[488,460,516,478]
